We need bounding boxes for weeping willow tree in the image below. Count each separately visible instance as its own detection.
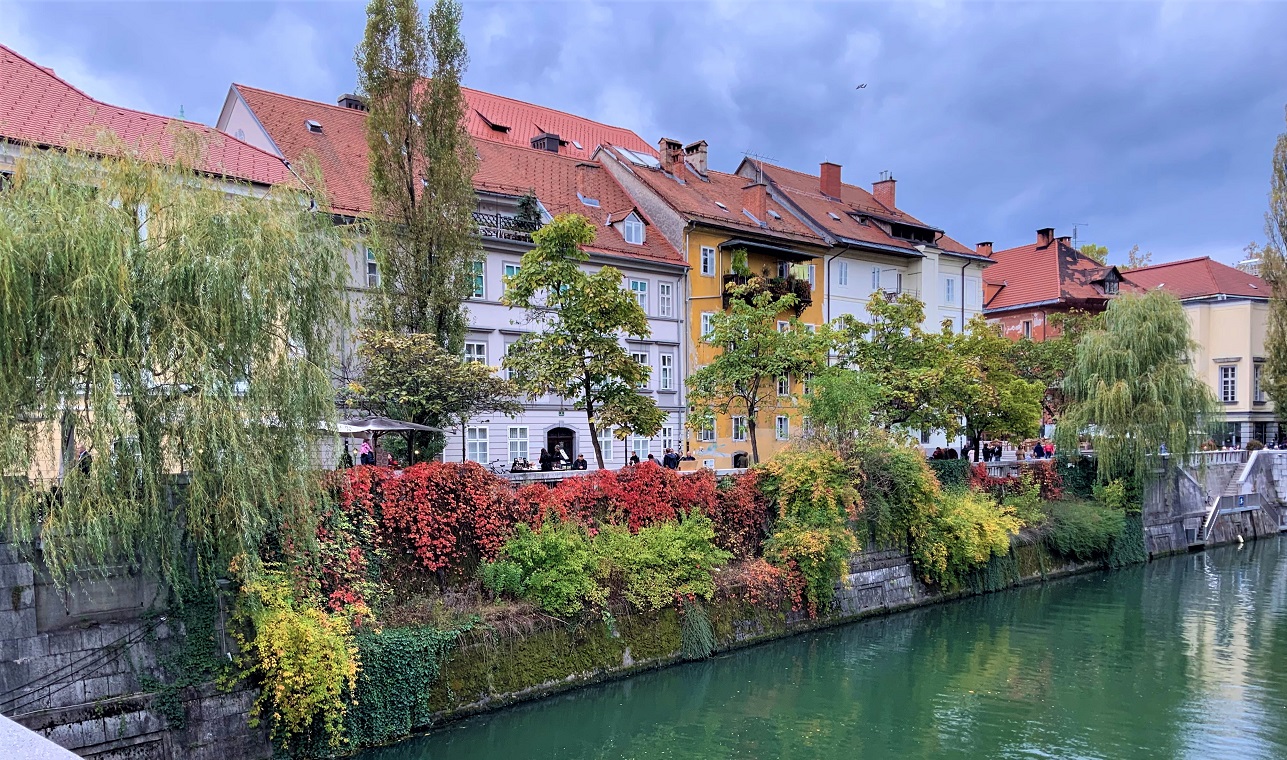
[1055,290,1220,483]
[0,138,349,588]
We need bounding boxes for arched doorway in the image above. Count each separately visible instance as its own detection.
[547,427,575,466]
[732,451,749,469]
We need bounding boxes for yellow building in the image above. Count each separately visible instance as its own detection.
[1128,257,1280,446]
[599,139,829,467]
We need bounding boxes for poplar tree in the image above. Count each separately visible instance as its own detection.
[502,214,665,469]
[0,144,348,588]
[1259,109,1287,408]
[356,0,478,350]
[1055,290,1220,483]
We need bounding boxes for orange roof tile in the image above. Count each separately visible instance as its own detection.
[1126,256,1270,300]
[0,45,289,186]
[463,89,654,159]
[983,237,1132,312]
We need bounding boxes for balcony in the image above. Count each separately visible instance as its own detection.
[722,274,812,315]
[473,211,542,243]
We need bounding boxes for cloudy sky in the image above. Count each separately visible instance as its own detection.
[4,0,1285,265]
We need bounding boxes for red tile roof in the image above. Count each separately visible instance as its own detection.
[755,161,979,258]
[0,45,290,186]
[607,150,825,248]
[473,140,683,265]
[983,237,1131,313]
[1125,256,1270,300]
[463,88,654,159]
[234,84,682,266]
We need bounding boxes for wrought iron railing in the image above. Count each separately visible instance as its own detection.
[473,211,542,243]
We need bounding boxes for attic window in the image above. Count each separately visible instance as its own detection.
[572,140,584,150]
[768,209,782,220]
[578,192,600,208]
[305,119,322,133]
[714,201,728,211]
[622,213,645,245]
[828,212,842,221]
[889,222,935,244]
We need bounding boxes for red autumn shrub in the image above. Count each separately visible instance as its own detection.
[714,558,805,613]
[704,470,770,557]
[970,461,1063,501]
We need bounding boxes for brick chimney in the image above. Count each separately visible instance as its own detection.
[820,162,842,198]
[872,174,896,209]
[657,137,683,172]
[575,162,596,199]
[1056,235,1072,247]
[1037,227,1055,247]
[684,140,708,174]
[976,241,993,257]
[743,182,768,224]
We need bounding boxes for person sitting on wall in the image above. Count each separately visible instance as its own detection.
[629,452,640,465]
[573,454,588,470]
[539,447,554,471]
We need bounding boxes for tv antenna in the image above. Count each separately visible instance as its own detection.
[742,150,777,183]
[1072,222,1089,250]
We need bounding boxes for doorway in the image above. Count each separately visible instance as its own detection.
[547,427,575,465]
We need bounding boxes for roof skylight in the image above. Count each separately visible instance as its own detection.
[714,201,728,211]
[305,119,322,133]
[768,209,782,220]
[828,212,841,221]
[572,140,584,150]
[578,192,600,208]
[619,148,660,169]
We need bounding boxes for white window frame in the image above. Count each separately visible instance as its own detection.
[1255,363,1266,403]
[503,262,521,294]
[622,214,645,245]
[662,426,675,451]
[366,248,380,288]
[775,415,789,441]
[508,426,529,462]
[1221,364,1238,403]
[1021,320,1032,339]
[471,260,485,299]
[598,426,614,461]
[466,426,489,464]
[777,375,790,396]
[701,312,716,339]
[803,372,814,395]
[871,266,881,292]
[658,282,673,317]
[465,341,488,365]
[630,279,648,311]
[807,263,817,287]
[631,435,650,461]
[777,320,790,333]
[503,342,516,380]
[732,416,748,442]
[660,354,674,391]
[698,422,716,443]
[632,351,650,389]
[837,260,849,287]
[943,275,958,305]
[700,246,716,276]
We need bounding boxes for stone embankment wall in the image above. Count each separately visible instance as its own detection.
[1144,457,1286,557]
[0,542,268,759]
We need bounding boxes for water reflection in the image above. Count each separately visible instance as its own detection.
[363,539,1287,760]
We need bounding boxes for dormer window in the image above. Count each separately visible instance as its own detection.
[1104,278,1119,295]
[305,119,322,133]
[622,213,645,245]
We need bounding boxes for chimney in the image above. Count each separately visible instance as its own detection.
[683,140,708,174]
[743,182,768,224]
[976,241,993,257]
[1056,235,1072,248]
[531,132,560,153]
[657,137,683,172]
[1037,227,1055,247]
[337,93,368,112]
[575,161,596,199]
[872,174,896,209]
[820,162,842,198]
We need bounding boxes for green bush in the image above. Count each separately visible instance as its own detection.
[909,488,1021,591]
[1001,474,1046,527]
[481,521,605,617]
[928,459,971,489]
[594,512,731,612]
[758,449,861,614]
[679,598,715,660]
[1055,454,1098,498]
[849,435,940,545]
[1045,499,1126,562]
[1107,513,1146,568]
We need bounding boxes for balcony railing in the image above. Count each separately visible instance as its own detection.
[722,274,813,315]
[473,211,542,243]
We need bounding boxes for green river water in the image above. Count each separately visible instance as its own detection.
[363,538,1287,759]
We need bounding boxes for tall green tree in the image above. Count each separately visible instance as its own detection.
[343,330,522,462]
[1079,244,1109,265]
[687,282,830,464]
[950,317,1043,459]
[1260,109,1287,408]
[1055,290,1220,483]
[356,0,478,349]
[501,214,664,468]
[1007,309,1102,420]
[0,144,348,588]
[833,292,971,436]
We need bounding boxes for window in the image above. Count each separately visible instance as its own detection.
[777,375,790,396]
[920,429,931,444]
[508,427,529,462]
[471,260,485,299]
[1104,278,1119,295]
[631,436,650,461]
[698,422,715,442]
[943,274,958,304]
[630,279,648,310]
[464,342,487,364]
[1021,320,1032,339]
[807,264,817,287]
[802,416,813,437]
[965,275,981,308]
[466,426,489,463]
[503,342,516,380]
[871,266,881,292]
[777,321,790,333]
[837,261,848,287]
[366,248,380,288]
[632,351,649,388]
[700,246,716,276]
[803,324,817,334]
[622,214,645,245]
[599,426,614,460]
[701,312,716,339]
[503,263,521,294]
[775,416,790,440]
[1221,364,1238,403]
[732,416,748,441]
[659,282,673,317]
[803,372,815,395]
[1256,363,1267,403]
[660,354,674,391]
[662,426,675,451]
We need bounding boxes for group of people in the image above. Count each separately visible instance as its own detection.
[927,439,1055,463]
[340,439,397,469]
[627,447,684,469]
